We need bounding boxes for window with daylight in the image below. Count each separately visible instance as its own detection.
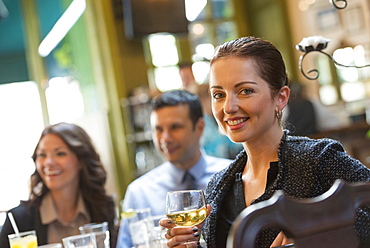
[147,0,238,92]
[0,82,45,215]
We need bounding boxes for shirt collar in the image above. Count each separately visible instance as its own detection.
[168,150,207,185]
[40,192,90,226]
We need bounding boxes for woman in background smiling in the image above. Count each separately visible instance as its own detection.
[0,122,117,247]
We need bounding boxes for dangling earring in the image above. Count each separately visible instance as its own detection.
[276,110,282,119]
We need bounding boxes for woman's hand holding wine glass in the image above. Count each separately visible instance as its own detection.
[160,190,210,248]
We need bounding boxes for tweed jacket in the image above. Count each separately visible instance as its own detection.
[203,131,370,248]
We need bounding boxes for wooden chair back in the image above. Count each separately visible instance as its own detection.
[227,179,370,248]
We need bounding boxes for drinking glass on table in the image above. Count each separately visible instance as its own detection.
[79,222,109,248]
[8,230,38,248]
[37,244,62,248]
[122,208,156,248]
[62,233,97,248]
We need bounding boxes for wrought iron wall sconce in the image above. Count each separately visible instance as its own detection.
[330,0,347,9]
[296,36,370,80]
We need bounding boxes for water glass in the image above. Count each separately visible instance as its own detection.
[79,222,109,248]
[150,226,167,248]
[37,244,62,248]
[8,230,38,248]
[62,233,97,248]
[124,208,154,248]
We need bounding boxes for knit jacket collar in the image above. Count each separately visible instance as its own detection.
[203,130,287,248]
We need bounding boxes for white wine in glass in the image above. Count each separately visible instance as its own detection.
[166,190,207,227]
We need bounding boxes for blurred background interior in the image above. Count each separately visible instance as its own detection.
[0,0,370,224]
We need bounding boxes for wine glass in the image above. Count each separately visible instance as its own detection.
[166,190,207,227]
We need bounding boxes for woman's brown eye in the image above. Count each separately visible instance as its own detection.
[241,89,253,94]
[213,93,223,99]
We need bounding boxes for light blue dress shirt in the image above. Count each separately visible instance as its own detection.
[116,151,231,248]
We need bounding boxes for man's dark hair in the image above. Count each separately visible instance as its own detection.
[151,90,203,127]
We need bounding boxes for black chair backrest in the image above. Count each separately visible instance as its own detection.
[227,179,370,248]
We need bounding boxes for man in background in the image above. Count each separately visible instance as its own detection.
[284,82,318,136]
[116,90,231,248]
[283,82,349,136]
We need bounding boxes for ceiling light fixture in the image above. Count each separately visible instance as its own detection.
[38,0,86,57]
[330,0,347,9]
[296,36,370,80]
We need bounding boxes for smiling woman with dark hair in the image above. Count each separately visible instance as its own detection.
[159,36,370,248]
[0,122,117,247]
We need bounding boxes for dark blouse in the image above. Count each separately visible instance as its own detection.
[203,131,370,248]
[214,162,279,247]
